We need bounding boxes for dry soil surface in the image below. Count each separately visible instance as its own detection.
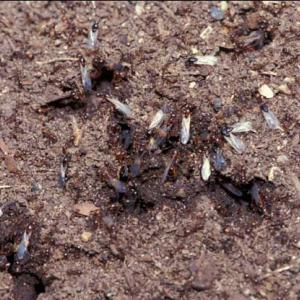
[0,1,300,300]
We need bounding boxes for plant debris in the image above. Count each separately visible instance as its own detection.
[73,202,100,216]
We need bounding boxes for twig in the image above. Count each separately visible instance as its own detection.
[36,57,78,65]
[0,185,28,190]
[0,185,11,189]
[258,262,300,281]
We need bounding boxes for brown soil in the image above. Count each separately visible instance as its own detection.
[1,1,300,300]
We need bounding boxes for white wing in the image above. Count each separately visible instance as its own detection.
[148,110,165,130]
[262,110,283,131]
[224,133,246,154]
[231,121,255,133]
[180,115,191,144]
[194,55,218,66]
[201,156,211,181]
[107,97,133,118]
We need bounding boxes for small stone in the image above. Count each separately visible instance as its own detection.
[268,166,280,181]
[278,83,291,95]
[81,231,92,242]
[191,47,199,54]
[220,1,228,11]
[284,77,295,83]
[189,82,196,89]
[295,241,300,249]
[258,84,274,98]
[210,7,224,21]
[34,72,42,78]
[55,39,62,47]
[156,212,163,221]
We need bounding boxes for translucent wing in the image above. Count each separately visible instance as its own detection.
[88,22,98,49]
[201,156,211,181]
[231,121,255,133]
[80,64,92,92]
[148,110,165,130]
[16,231,30,260]
[224,133,246,154]
[180,115,191,144]
[110,178,128,194]
[212,148,226,171]
[107,96,133,118]
[194,55,218,66]
[262,110,283,131]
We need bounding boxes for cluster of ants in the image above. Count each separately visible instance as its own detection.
[42,22,282,214]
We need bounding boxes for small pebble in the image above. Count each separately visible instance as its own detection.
[81,231,92,242]
[191,47,199,54]
[55,39,62,47]
[278,83,291,95]
[268,166,279,181]
[189,82,196,89]
[220,1,228,11]
[259,84,274,99]
[210,7,224,21]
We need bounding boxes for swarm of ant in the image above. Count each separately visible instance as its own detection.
[40,7,283,218]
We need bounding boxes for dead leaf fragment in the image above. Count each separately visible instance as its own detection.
[5,156,19,173]
[73,202,100,216]
[0,138,9,155]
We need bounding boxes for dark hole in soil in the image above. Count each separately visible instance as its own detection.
[212,174,272,215]
[7,253,46,300]
[13,272,45,300]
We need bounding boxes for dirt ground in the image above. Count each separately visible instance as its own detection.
[0,1,300,299]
